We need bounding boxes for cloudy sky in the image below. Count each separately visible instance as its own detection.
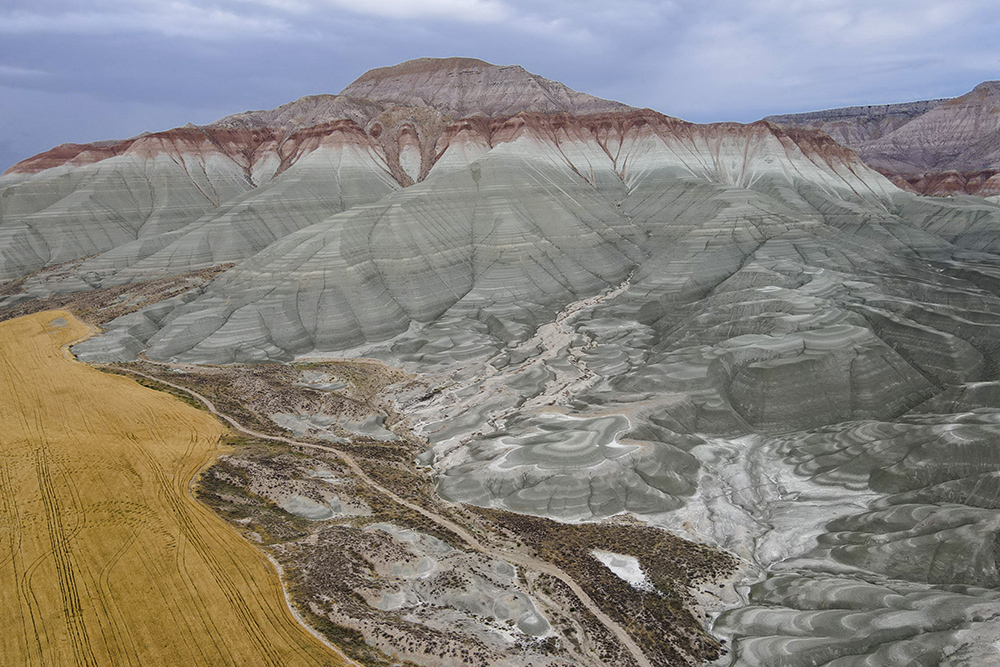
[2,0,999,171]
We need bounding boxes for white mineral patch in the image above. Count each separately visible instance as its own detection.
[591,549,654,592]
[271,412,347,442]
[339,414,395,441]
[279,494,340,521]
[399,143,422,182]
[295,370,348,392]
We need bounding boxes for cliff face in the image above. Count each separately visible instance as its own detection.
[766,82,1000,197]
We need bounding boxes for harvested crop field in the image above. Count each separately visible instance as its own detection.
[0,310,345,666]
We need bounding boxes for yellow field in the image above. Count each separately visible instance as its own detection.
[0,311,345,666]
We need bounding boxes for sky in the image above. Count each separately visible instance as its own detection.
[2,0,1000,171]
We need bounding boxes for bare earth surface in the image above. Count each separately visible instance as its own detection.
[119,363,654,667]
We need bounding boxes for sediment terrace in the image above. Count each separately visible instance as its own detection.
[0,310,345,666]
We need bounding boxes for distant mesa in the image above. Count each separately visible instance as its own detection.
[766,80,1000,197]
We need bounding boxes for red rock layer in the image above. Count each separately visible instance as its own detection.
[7,139,138,174]
[883,169,1000,197]
[4,122,374,179]
[5,108,871,188]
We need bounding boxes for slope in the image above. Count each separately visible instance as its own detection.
[112,114,900,364]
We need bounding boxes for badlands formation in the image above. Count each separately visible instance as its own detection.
[767,81,1000,197]
[5,57,1000,665]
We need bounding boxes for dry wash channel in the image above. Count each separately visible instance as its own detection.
[0,310,345,666]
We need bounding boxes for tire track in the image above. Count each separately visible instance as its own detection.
[31,319,111,667]
[111,406,226,662]
[0,448,38,665]
[126,433,285,667]
[93,528,142,667]
[34,446,98,667]
[0,335,54,665]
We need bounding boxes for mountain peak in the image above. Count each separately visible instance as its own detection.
[340,56,631,118]
[345,57,499,85]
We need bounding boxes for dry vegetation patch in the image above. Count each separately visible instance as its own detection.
[0,263,232,325]
[475,509,739,666]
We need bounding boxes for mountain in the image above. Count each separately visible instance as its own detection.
[0,59,634,284]
[7,58,1000,665]
[766,82,1000,196]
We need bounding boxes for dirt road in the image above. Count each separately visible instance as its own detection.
[124,364,654,667]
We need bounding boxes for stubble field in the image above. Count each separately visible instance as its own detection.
[0,310,345,666]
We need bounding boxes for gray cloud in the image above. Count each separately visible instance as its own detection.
[320,0,509,21]
[0,2,292,39]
